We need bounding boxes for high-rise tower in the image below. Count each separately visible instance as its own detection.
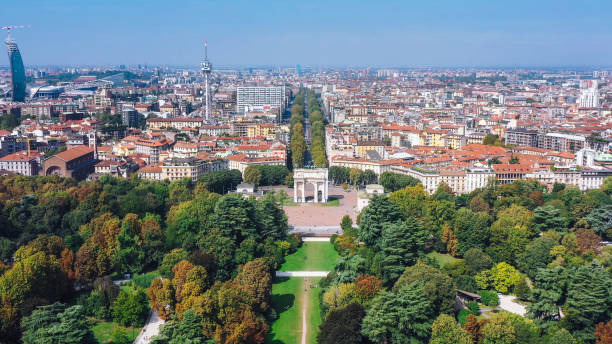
[201,41,212,120]
[2,26,27,102]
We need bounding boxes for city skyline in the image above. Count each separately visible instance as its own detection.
[2,0,612,68]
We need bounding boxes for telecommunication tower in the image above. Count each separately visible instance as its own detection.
[201,41,212,120]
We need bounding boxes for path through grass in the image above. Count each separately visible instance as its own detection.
[267,241,337,344]
[266,277,322,344]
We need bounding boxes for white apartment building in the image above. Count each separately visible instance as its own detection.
[579,87,600,108]
[0,151,39,176]
[391,165,494,195]
[236,86,286,113]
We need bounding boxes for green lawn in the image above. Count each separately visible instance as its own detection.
[280,242,339,271]
[306,278,323,344]
[426,252,460,267]
[91,319,139,344]
[266,277,323,344]
[267,277,302,344]
[132,271,160,288]
[319,198,340,206]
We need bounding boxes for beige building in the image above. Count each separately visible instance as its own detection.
[354,140,385,159]
[159,157,228,182]
[227,154,285,174]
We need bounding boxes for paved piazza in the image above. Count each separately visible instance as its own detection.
[262,185,359,227]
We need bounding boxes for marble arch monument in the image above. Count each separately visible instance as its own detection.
[293,168,328,203]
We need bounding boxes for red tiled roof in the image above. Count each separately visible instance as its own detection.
[53,145,94,162]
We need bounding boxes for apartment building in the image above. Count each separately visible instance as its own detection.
[0,150,39,176]
[236,86,286,113]
[537,133,585,153]
[505,128,539,147]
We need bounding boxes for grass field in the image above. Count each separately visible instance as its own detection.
[426,251,460,267]
[267,277,301,344]
[319,198,340,206]
[266,277,323,344]
[267,242,338,344]
[280,242,339,271]
[91,319,139,343]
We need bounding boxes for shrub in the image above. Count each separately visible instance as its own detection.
[457,308,471,326]
[286,233,302,253]
[455,275,478,293]
[478,290,499,307]
[467,301,480,315]
[132,272,160,289]
[513,278,531,300]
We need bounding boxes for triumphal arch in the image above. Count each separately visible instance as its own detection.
[293,168,328,203]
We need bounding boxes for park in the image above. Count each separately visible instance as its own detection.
[265,184,351,344]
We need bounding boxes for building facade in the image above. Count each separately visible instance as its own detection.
[236,86,285,113]
[0,151,39,176]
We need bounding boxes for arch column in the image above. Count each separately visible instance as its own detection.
[313,182,319,203]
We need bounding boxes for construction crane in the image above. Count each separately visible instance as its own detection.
[1,25,30,37]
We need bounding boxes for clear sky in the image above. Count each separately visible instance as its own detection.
[2,0,612,67]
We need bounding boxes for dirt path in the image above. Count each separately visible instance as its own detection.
[300,278,309,344]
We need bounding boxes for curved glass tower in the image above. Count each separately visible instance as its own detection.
[5,36,26,102]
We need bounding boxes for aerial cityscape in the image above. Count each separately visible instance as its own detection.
[1,1,612,344]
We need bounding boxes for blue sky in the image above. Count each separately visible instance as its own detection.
[2,0,612,67]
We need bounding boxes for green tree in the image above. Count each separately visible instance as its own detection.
[463,248,493,274]
[349,168,363,187]
[379,172,419,192]
[454,209,491,255]
[564,264,612,341]
[430,314,472,344]
[361,170,377,185]
[475,262,522,293]
[527,266,567,321]
[388,185,428,219]
[151,309,208,344]
[358,195,402,247]
[517,237,556,279]
[340,215,353,233]
[532,205,568,234]
[111,289,150,327]
[318,302,367,344]
[159,249,190,279]
[487,204,533,265]
[394,262,455,314]
[480,312,516,344]
[0,251,68,311]
[243,165,263,186]
[361,282,433,344]
[381,219,428,285]
[21,303,94,344]
[603,176,612,195]
[586,204,612,238]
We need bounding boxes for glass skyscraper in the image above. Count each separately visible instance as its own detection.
[5,36,26,102]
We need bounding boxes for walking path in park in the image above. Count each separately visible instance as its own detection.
[301,291,308,344]
[498,294,527,316]
[268,240,337,344]
[133,311,164,344]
